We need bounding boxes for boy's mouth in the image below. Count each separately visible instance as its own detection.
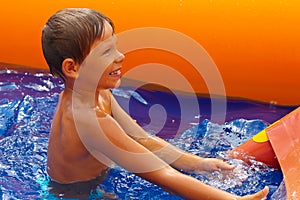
[109,69,121,76]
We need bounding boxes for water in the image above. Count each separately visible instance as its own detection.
[0,69,293,199]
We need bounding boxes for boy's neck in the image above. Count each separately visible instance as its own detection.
[64,84,102,108]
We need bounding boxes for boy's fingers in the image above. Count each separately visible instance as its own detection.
[257,186,269,198]
[218,161,236,170]
[246,186,269,200]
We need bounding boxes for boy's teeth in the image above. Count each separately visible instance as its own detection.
[110,69,121,75]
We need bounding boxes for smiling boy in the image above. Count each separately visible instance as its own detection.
[42,8,269,200]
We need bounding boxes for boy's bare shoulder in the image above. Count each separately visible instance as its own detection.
[51,91,76,134]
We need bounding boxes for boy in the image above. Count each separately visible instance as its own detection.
[42,8,269,199]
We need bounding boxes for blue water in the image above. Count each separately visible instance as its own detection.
[0,69,295,199]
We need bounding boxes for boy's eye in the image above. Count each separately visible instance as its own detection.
[102,49,111,55]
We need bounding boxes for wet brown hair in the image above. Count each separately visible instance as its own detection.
[41,8,115,81]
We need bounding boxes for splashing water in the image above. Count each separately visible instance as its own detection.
[168,119,284,198]
[0,69,287,199]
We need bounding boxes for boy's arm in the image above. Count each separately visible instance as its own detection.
[110,95,234,173]
[76,101,268,200]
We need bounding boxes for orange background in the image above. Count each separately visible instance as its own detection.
[0,0,299,105]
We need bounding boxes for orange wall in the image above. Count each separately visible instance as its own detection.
[0,0,300,105]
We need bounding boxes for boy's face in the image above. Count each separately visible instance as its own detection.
[77,21,124,91]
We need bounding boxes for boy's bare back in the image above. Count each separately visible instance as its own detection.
[47,89,112,183]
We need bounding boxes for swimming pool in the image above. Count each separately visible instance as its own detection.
[0,68,295,199]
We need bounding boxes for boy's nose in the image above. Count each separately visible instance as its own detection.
[115,51,125,63]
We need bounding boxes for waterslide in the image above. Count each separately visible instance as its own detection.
[1,1,300,199]
[231,107,300,199]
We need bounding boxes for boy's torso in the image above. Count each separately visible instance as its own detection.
[47,90,113,184]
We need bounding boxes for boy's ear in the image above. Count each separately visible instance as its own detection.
[61,58,79,79]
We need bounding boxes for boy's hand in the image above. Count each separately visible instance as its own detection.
[187,157,235,173]
[240,186,269,200]
[199,158,235,172]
